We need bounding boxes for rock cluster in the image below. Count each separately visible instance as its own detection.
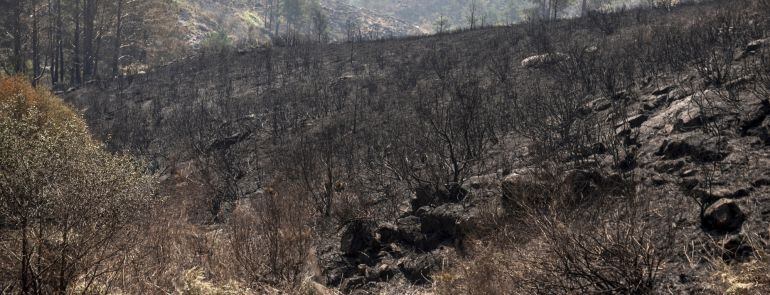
[321,183,481,292]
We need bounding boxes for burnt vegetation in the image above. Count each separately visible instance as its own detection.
[2,0,770,294]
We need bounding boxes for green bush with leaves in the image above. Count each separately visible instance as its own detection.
[0,77,156,294]
[200,31,234,52]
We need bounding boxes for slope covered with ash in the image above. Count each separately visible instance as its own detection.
[65,0,770,293]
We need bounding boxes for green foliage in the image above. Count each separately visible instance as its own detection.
[201,31,234,51]
[0,77,155,293]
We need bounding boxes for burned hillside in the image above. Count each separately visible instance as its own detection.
[11,0,770,293]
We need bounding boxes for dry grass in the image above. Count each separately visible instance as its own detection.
[711,238,770,295]
[434,170,673,295]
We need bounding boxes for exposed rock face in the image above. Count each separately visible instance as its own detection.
[702,199,746,233]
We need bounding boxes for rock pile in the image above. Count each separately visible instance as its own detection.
[321,183,481,292]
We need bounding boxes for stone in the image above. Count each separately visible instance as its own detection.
[521,52,569,68]
[375,222,399,244]
[412,185,438,210]
[640,92,721,136]
[395,215,423,245]
[692,186,750,204]
[411,183,468,211]
[652,84,677,96]
[702,199,746,233]
[744,38,770,53]
[303,281,336,295]
[654,160,685,173]
[418,203,467,250]
[752,177,770,187]
[339,276,367,292]
[681,169,698,177]
[745,117,770,145]
[642,94,668,111]
[655,133,728,163]
[463,174,498,190]
[398,253,441,284]
[593,99,612,112]
[340,220,378,256]
[501,169,549,213]
[740,99,770,134]
[563,169,602,199]
[626,114,649,128]
[721,234,754,261]
[366,262,398,281]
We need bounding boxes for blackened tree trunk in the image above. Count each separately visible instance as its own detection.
[56,0,64,86]
[72,0,82,85]
[49,0,57,86]
[94,32,101,79]
[82,0,97,81]
[32,0,40,85]
[12,0,24,74]
[112,0,123,77]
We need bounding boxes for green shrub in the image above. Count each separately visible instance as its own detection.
[0,77,156,294]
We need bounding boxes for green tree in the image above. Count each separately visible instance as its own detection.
[0,77,155,293]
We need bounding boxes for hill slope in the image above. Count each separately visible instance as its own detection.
[176,0,425,46]
[65,0,770,293]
